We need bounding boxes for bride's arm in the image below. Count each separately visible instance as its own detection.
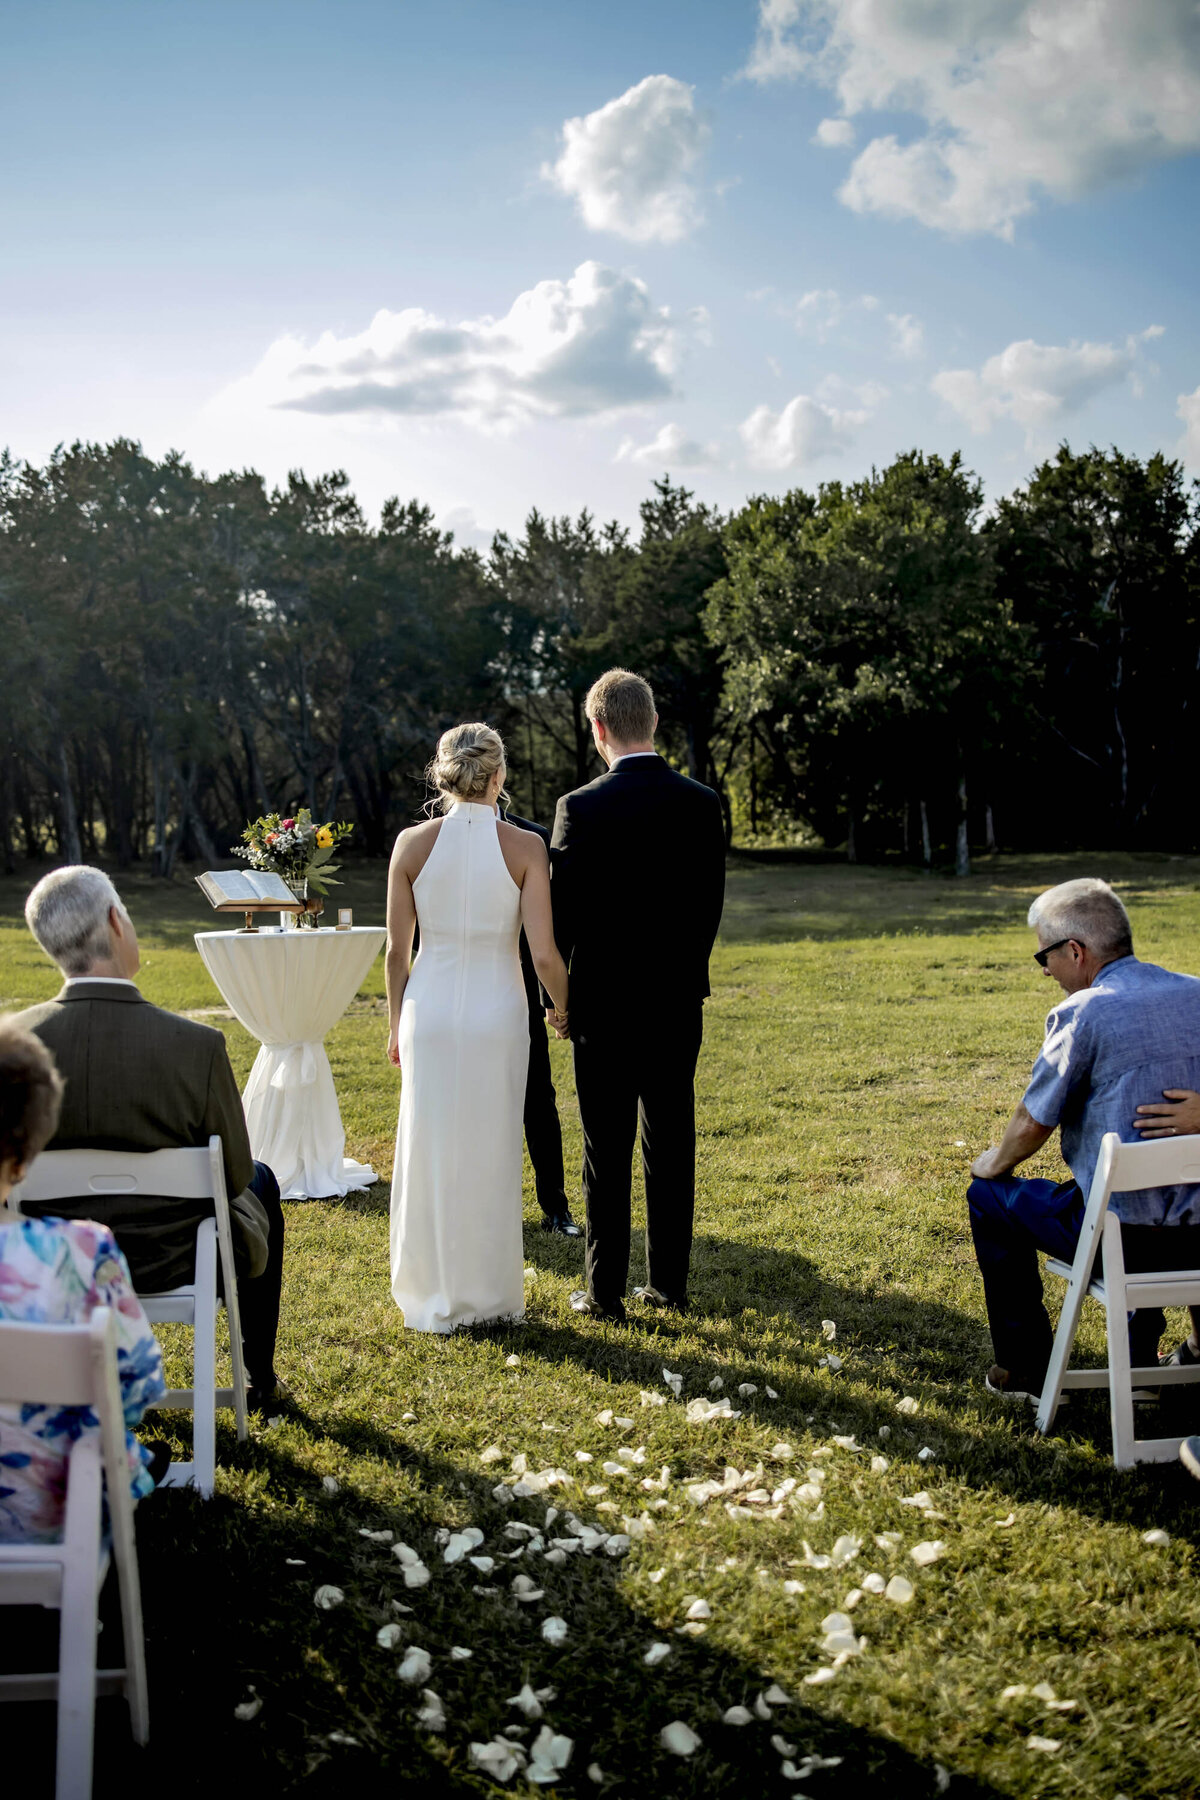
[519,841,568,1019]
[384,835,418,1066]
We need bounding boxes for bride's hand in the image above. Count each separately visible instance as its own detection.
[386,1026,400,1067]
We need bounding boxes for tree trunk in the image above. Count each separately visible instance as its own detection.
[955,765,970,878]
[985,803,996,853]
[920,798,932,869]
[846,812,857,864]
[55,740,82,865]
[151,750,171,878]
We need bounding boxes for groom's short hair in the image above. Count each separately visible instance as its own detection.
[586,668,656,744]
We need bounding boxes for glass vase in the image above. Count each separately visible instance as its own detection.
[282,876,314,930]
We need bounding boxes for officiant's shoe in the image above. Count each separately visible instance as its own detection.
[634,1285,688,1315]
[570,1292,626,1324]
[248,1376,295,1417]
[542,1210,583,1239]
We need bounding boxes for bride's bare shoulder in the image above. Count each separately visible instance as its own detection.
[497,820,547,861]
[391,817,442,874]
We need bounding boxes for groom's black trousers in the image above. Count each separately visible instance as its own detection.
[573,1004,704,1308]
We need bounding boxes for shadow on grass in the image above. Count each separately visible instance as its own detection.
[99,1428,1005,1800]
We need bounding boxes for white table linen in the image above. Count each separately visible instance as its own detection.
[195,926,386,1199]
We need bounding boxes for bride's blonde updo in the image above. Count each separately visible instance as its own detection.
[427,722,508,812]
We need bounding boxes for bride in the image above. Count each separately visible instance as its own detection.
[385,723,569,1332]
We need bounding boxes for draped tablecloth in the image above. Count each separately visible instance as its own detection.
[195,926,387,1200]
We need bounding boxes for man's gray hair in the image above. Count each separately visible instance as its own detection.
[1027,878,1132,956]
[25,866,126,977]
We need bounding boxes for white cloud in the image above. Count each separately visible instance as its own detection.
[544,75,711,243]
[743,0,1200,237]
[1179,387,1200,463]
[207,262,679,433]
[931,330,1161,441]
[740,392,869,469]
[813,117,855,148]
[794,288,844,340]
[887,312,924,359]
[440,507,496,553]
[615,422,719,467]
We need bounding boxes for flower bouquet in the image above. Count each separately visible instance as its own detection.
[232,808,353,927]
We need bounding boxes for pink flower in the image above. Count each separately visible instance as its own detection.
[281,818,295,830]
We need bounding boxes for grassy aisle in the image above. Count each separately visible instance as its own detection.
[3,854,1199,1798]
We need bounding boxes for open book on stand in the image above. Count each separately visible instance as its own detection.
[196,869,303,930]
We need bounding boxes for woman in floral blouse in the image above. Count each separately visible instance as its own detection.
[0,1020,166,1542]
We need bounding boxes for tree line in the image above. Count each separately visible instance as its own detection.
[1,437,1197,876]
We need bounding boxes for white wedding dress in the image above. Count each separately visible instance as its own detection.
[389,801,528,1332]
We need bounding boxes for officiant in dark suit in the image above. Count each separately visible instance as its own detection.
[13,865,287,1412]
[502,808,583,1239]
[549,668,726,1320]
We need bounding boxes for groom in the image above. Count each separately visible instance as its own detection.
[549,668,726,1320]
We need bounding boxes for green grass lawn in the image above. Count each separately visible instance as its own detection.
[5,852,1200,1798]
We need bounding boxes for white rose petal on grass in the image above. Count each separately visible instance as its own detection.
[917,1446,936,1463]
[723,1704,753,1725]
[640,1390,667,1407]
[1026,1736,1062,1754]
[885,1575,915,1604]
[644,1642,672,1667]
[709,1376,724,1391]
[587,1764,605,1785]
[648,1567,666,1583]
[819,1354,844,1372]
[313,1585,344,1610]
[469,1556,495,1575]
[783,1579,805,1595]
[470,1740,522,1783]
[359,1528,394,1543]
[830,1534,861,1566]
[1000,1685,1028,1700]
[738,1383,757,1398]
[861,1572,887,1594]
[542,1616,569,1646]
[416,1689,446,1733]
[505,1355,521,1367]
[663,1367,683,1396]
[660,1721,702,1756]
[910,1540,947,1567]
[766,1386,779,1399]
[285,1558,306,1565]
[804,1667,837,1685]
[878,1425,892,1440]
[509,1683,544,1719]
[896,1396,920,1415]
[233,1688,262,1721]
[401,1411,418,1423]
[771,1442,794,1462]
[1143,1528,1170,1547]
[398,1646,433,1685]
[321,1476,339,1496]
[615,1416,634,1429]
[870,1455,889,1474]
[450,1646,473,1662]
[753,1692,773,1721]
[511,1575,545,1603]
[480,1444,504,1465]
[899,1492,936,1512]
[596,1409,614,1426]
[527,1725,574,1784]
[685,1598,712,1620]
[771,1732,797,1756]
[375,1623,403,1649]
[821,1320,837,1341]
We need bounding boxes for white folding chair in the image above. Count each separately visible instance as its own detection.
[13,1138,248,1497]
[1037,1130,1200,1467]
[0,1308,149,1798]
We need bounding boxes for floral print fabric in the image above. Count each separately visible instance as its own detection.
[0,1213,166,1542]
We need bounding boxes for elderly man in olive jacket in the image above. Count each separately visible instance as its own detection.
[13,865,286,1412]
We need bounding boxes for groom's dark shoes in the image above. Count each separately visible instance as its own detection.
[570,1292,626,1323]
[634,1284,687,1314]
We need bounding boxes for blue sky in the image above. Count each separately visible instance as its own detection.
[3,0,1198,543]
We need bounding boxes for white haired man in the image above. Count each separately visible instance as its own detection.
[967,878,1200,1400]
[12,865,287,1413]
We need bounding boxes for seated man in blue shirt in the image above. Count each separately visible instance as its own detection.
[968,877,1200,1400]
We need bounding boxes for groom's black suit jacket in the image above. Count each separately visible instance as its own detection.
[548,756,726,1034]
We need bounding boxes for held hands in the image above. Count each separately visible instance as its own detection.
[1133,1089,1200,1138]
[545,1006,570,1041]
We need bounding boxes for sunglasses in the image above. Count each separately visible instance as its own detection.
[1033,937,1082,968]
